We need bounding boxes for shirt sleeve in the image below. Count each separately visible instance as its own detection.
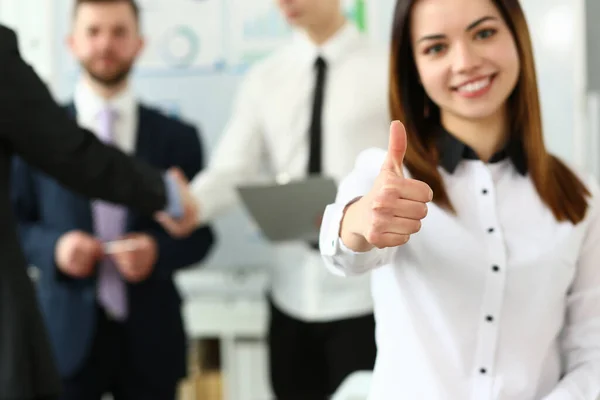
[543,176,600,400]
[190,66,267,224]
[320,147,396,277]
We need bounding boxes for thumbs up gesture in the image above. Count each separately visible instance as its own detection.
[340,121,433,251]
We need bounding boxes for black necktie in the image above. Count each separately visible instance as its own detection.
[308,56,327,250]
[308,56,327,176]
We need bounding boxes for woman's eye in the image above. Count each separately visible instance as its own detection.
[425,43,446,55]
[476,28,497,40]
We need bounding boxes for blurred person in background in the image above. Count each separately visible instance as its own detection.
[10,0,214,399]
[157,0,390,398]
[319,0,600,398]
[0,22,197,400]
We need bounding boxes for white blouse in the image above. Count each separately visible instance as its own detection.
[320,145,600,400]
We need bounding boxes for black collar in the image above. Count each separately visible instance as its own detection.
[436,126,527,175]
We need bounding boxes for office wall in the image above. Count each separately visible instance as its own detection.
[520,0,588,168]
[0,0,57,91]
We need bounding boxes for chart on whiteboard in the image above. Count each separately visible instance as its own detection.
[135,0,369,74]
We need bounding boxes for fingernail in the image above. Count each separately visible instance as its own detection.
[429,188,434,201]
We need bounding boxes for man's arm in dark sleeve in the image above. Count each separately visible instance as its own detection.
[0,26,175,216]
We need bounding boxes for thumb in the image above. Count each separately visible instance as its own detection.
[381,120,407,177]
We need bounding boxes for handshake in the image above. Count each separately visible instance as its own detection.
[154,168,202,238]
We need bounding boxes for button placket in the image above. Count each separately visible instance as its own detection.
[470,165,508,400]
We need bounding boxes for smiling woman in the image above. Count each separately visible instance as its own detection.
[319,0,600,398]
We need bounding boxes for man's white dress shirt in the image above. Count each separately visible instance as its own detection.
[320,142,600,399]
[191,22,390,321]
[74,80,138,155]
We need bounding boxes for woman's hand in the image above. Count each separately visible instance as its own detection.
[340,121,433,252]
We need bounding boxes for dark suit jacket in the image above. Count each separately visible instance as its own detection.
[0,26,177,399]
[10,103,215,389]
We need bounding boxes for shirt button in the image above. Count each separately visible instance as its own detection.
[492,265,500,272]
[488,227,495,233]
[480,368,487,374]
[486,315,494,322]
[482,189,488,195]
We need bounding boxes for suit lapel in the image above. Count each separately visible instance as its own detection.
[65,103,94,233]
[134,106,154,163]
[127,106,156,228]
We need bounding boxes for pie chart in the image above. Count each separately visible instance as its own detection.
[159,25,200,68]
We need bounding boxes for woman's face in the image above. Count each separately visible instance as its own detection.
[410,0,520,123]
